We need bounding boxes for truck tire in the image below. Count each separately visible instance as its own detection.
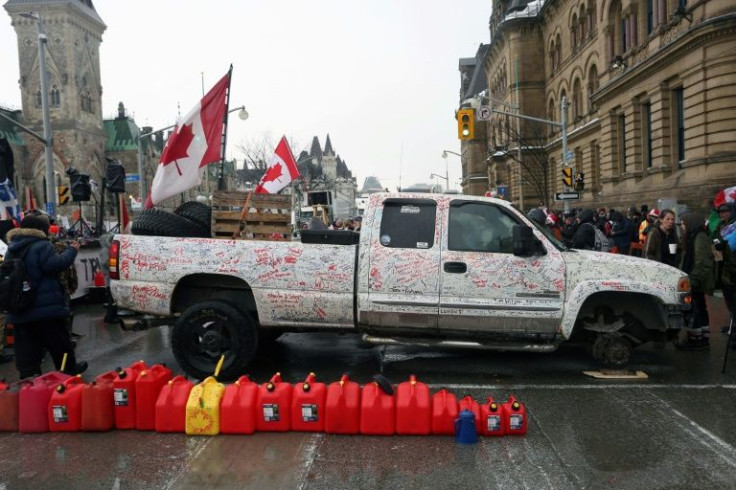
[173,201,212,231]
[131,209,209,238]
[171,300,257,380]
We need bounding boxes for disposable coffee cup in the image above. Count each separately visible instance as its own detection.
[669,243,677,254]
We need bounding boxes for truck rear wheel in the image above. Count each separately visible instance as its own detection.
[171,301,257,380]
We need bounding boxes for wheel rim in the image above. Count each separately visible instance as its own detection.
[187,318,236,374]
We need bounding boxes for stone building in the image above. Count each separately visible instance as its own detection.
[4,0,108,212]
[460,0,736,212]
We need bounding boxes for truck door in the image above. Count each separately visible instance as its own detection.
[438,200,565,337]
[361,198,440,333]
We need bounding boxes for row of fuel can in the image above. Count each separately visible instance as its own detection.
[0,361,527,437]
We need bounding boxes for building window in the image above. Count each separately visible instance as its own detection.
[590,140,600,190]
[673,87,685,166]
[50,85,60,107]
[587,65,599,112]
[642,102,652,168]
[81,90,94,114]
[647,0,654,34]
[618,113,627,174]
[572,78,582,119]
[36,89,42,107]
[572,14,579,49]
[580,6,587,38]
[555,33,562,66]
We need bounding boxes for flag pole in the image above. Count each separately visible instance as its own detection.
[217,64,234,191]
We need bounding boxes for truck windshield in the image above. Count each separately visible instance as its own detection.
[528,219,568,251]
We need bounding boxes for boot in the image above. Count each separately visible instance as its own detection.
[675,327,709,351]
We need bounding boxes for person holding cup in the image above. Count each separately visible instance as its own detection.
[644,209,679,267]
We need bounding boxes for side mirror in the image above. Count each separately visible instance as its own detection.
[513,224,546,257]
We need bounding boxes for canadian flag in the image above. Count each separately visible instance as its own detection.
[714,186,736,208]
[254,136,300,194]
[145,71,231,208]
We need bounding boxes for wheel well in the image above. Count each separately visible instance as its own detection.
[170,273,259,325]
[575,291,666,332]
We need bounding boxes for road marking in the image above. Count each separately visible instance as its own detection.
[296,433,322,490]
[162,438,211,490]
[430,383,736,390]
[652,393,736,470]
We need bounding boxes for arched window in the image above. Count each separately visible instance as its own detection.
[548,98,557,135]
[550,40,557,71]
[608,0,624,61]
[36,89,42,107]
[572,78,582,119]
[580,6,587,38]
[50,85,60,107]
[572,14,579,48]
[555,33,562,66]
[587,64,599,112]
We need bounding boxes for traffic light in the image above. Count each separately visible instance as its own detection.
[561,167,573,187]
[57,185,70,206]
[575,171,585,190]
[457,108,475,140]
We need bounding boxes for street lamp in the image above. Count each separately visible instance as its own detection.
[218,105,249,190]
[441,150,461,192]
[20,11,55,215]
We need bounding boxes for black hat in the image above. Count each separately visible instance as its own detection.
[20,213,50,234]
[717,203,732,212]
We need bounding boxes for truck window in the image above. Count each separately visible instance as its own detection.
[379,199,436,249]
[448,201,519,253]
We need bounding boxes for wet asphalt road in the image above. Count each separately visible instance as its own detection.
[1,297,735,489]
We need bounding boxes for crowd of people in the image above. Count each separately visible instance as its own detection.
[528,200,736,351]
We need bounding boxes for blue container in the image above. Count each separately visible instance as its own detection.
[454,409,478,444]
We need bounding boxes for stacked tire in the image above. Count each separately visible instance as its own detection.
[131,201,211,238]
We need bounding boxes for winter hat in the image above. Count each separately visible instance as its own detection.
[648,208,660,218]
[527,208,547,225]
[717,202,733,213]
[20,212,50,234]
[578,209,595,223]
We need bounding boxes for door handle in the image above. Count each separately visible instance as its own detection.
[443,261,467,274]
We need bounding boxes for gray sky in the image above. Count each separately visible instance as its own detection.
[1,0,492,192]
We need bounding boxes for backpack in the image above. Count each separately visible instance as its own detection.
[586,223,614,252]
[0,244,36,313]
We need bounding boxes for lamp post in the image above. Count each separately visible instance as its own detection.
[441,150,460,192]
[20,11,55,216]
[136,105,248,202]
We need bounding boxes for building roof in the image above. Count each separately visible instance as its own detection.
[0,107,26,146]
[103,103,139,151]
[460,44,490,101]
[324,134,334,155]
[3,0,106,28]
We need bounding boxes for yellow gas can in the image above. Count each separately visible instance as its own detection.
[185,376,225,436]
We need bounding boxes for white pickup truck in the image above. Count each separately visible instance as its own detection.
[109,193,691,379]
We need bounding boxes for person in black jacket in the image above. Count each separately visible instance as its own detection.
[571,209,597,250]
[4,213,86,378]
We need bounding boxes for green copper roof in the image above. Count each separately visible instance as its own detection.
[0,108,27,146]
[103,116,140,151]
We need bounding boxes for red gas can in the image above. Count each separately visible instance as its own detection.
[0,380,19,432]
[220,375,258,434]
[458,395,482,433]
[257,373,292,432]
[291,373,326,432]
[155,376,194,433]
[360,378,395,435]
[324,374,361,434]
[431,388,458,435]
[502,395,527,435]
[19,372,71,433]
[80,371,116,432]
[481,397,505,437]
[113,360,148,429]
[136,364,173,430]
[48,376,85,432]
[395,375,431,435]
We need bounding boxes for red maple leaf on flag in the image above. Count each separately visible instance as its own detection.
[160,123,195,175]
[261,162,283,184]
